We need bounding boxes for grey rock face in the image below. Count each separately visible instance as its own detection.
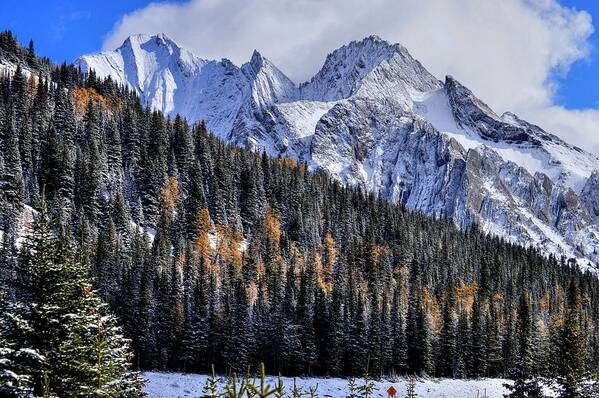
[582,172,599,219]
[446,76,533,143]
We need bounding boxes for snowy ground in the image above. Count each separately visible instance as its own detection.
[143,371,512,398]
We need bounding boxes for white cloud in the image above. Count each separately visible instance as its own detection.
[102,0,599,154]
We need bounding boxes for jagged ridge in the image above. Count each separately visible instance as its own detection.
[76,34,599,269]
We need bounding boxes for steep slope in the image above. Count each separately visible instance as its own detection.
[76,34,296,141]
[77,34,599,268]
[226,50,298,148]
[299,35,441,102]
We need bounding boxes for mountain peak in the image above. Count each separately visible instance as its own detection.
[120,33,177,48]
[153,33,178,47]
[363,34,385,41]
[240,49,298,110]
[352,34,391,46]
[300,35,439,101]
[341,35,406,58]
[249,49,265,70]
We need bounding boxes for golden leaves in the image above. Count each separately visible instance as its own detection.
[27,74,37,93]
[322,233,337,292]
[264,206,281,250]
[71,87,112,117]
[455,281,479,316]
[275,157,298,169]
[422,287,442,332]
[197,208,211,235]
[161,176,181,213]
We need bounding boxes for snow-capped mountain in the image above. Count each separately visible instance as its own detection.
[76,34,296,144]
[76,34,599,269]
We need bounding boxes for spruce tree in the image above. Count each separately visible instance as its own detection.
[438,292,457,377]
[0,293,43,396]
[552,279,590,398]
[6,200,144,396]
[470,294,487,377]
[2,110,24,208]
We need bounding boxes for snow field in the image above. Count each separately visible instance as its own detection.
[143,371,512,398]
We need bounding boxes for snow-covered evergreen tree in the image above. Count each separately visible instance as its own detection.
[1,200,144,397]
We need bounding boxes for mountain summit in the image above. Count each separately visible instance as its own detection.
[299,35,441,101]
[76,34,599,268]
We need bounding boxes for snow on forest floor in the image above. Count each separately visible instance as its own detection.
[143,371,513,398]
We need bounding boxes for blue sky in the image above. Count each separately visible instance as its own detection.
[555,0,599,109]
[0,0,597,111]
[0,0,183,63]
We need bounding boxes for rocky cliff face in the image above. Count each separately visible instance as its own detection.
[77,34,599,269]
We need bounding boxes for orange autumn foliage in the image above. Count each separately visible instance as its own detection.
[539,292,551,312]
[213,224,243,274]
[275,157,299,169]
[264,207,281,250]
[321,233,338,291]
[492,291,503,304]
[27,74,37,93]
[195,231,212,261]
[372,245,390,266]
[175,300,184,320]
[161,176,181,213]
[255,259,266,280]
[298,163,307,176]
[398,266,410,307]
[247,281,258,307]
[197,208,211,235]
[231,230,244,273]
[423,287,442,333]
[71,87,113,117]
[312,252,329,293]
[455,281,479,316]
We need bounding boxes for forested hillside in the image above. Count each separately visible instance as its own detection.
[1,31,598,396]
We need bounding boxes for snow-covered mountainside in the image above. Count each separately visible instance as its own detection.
[77,34,599,269]
[76,34,295,143]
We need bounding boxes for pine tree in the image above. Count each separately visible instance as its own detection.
[2,110,24,208]
[518,293,534,372]
[417,297,433,375]
[406,259,432,375]
[0,293,43,397]
[26,39,36,67]
[6,200,144,396]
[504,367,545,398]
[486,298,503,377]
[406,260,421,374]
[297,253,318,374]
[105,117,124,194]
[552,279,589,398]
[390,280,408,375]
[438,291,456,377]
[52,87,75,147]
[279,248,304,374]
[470,294,487,377]
[454,310,470,378]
